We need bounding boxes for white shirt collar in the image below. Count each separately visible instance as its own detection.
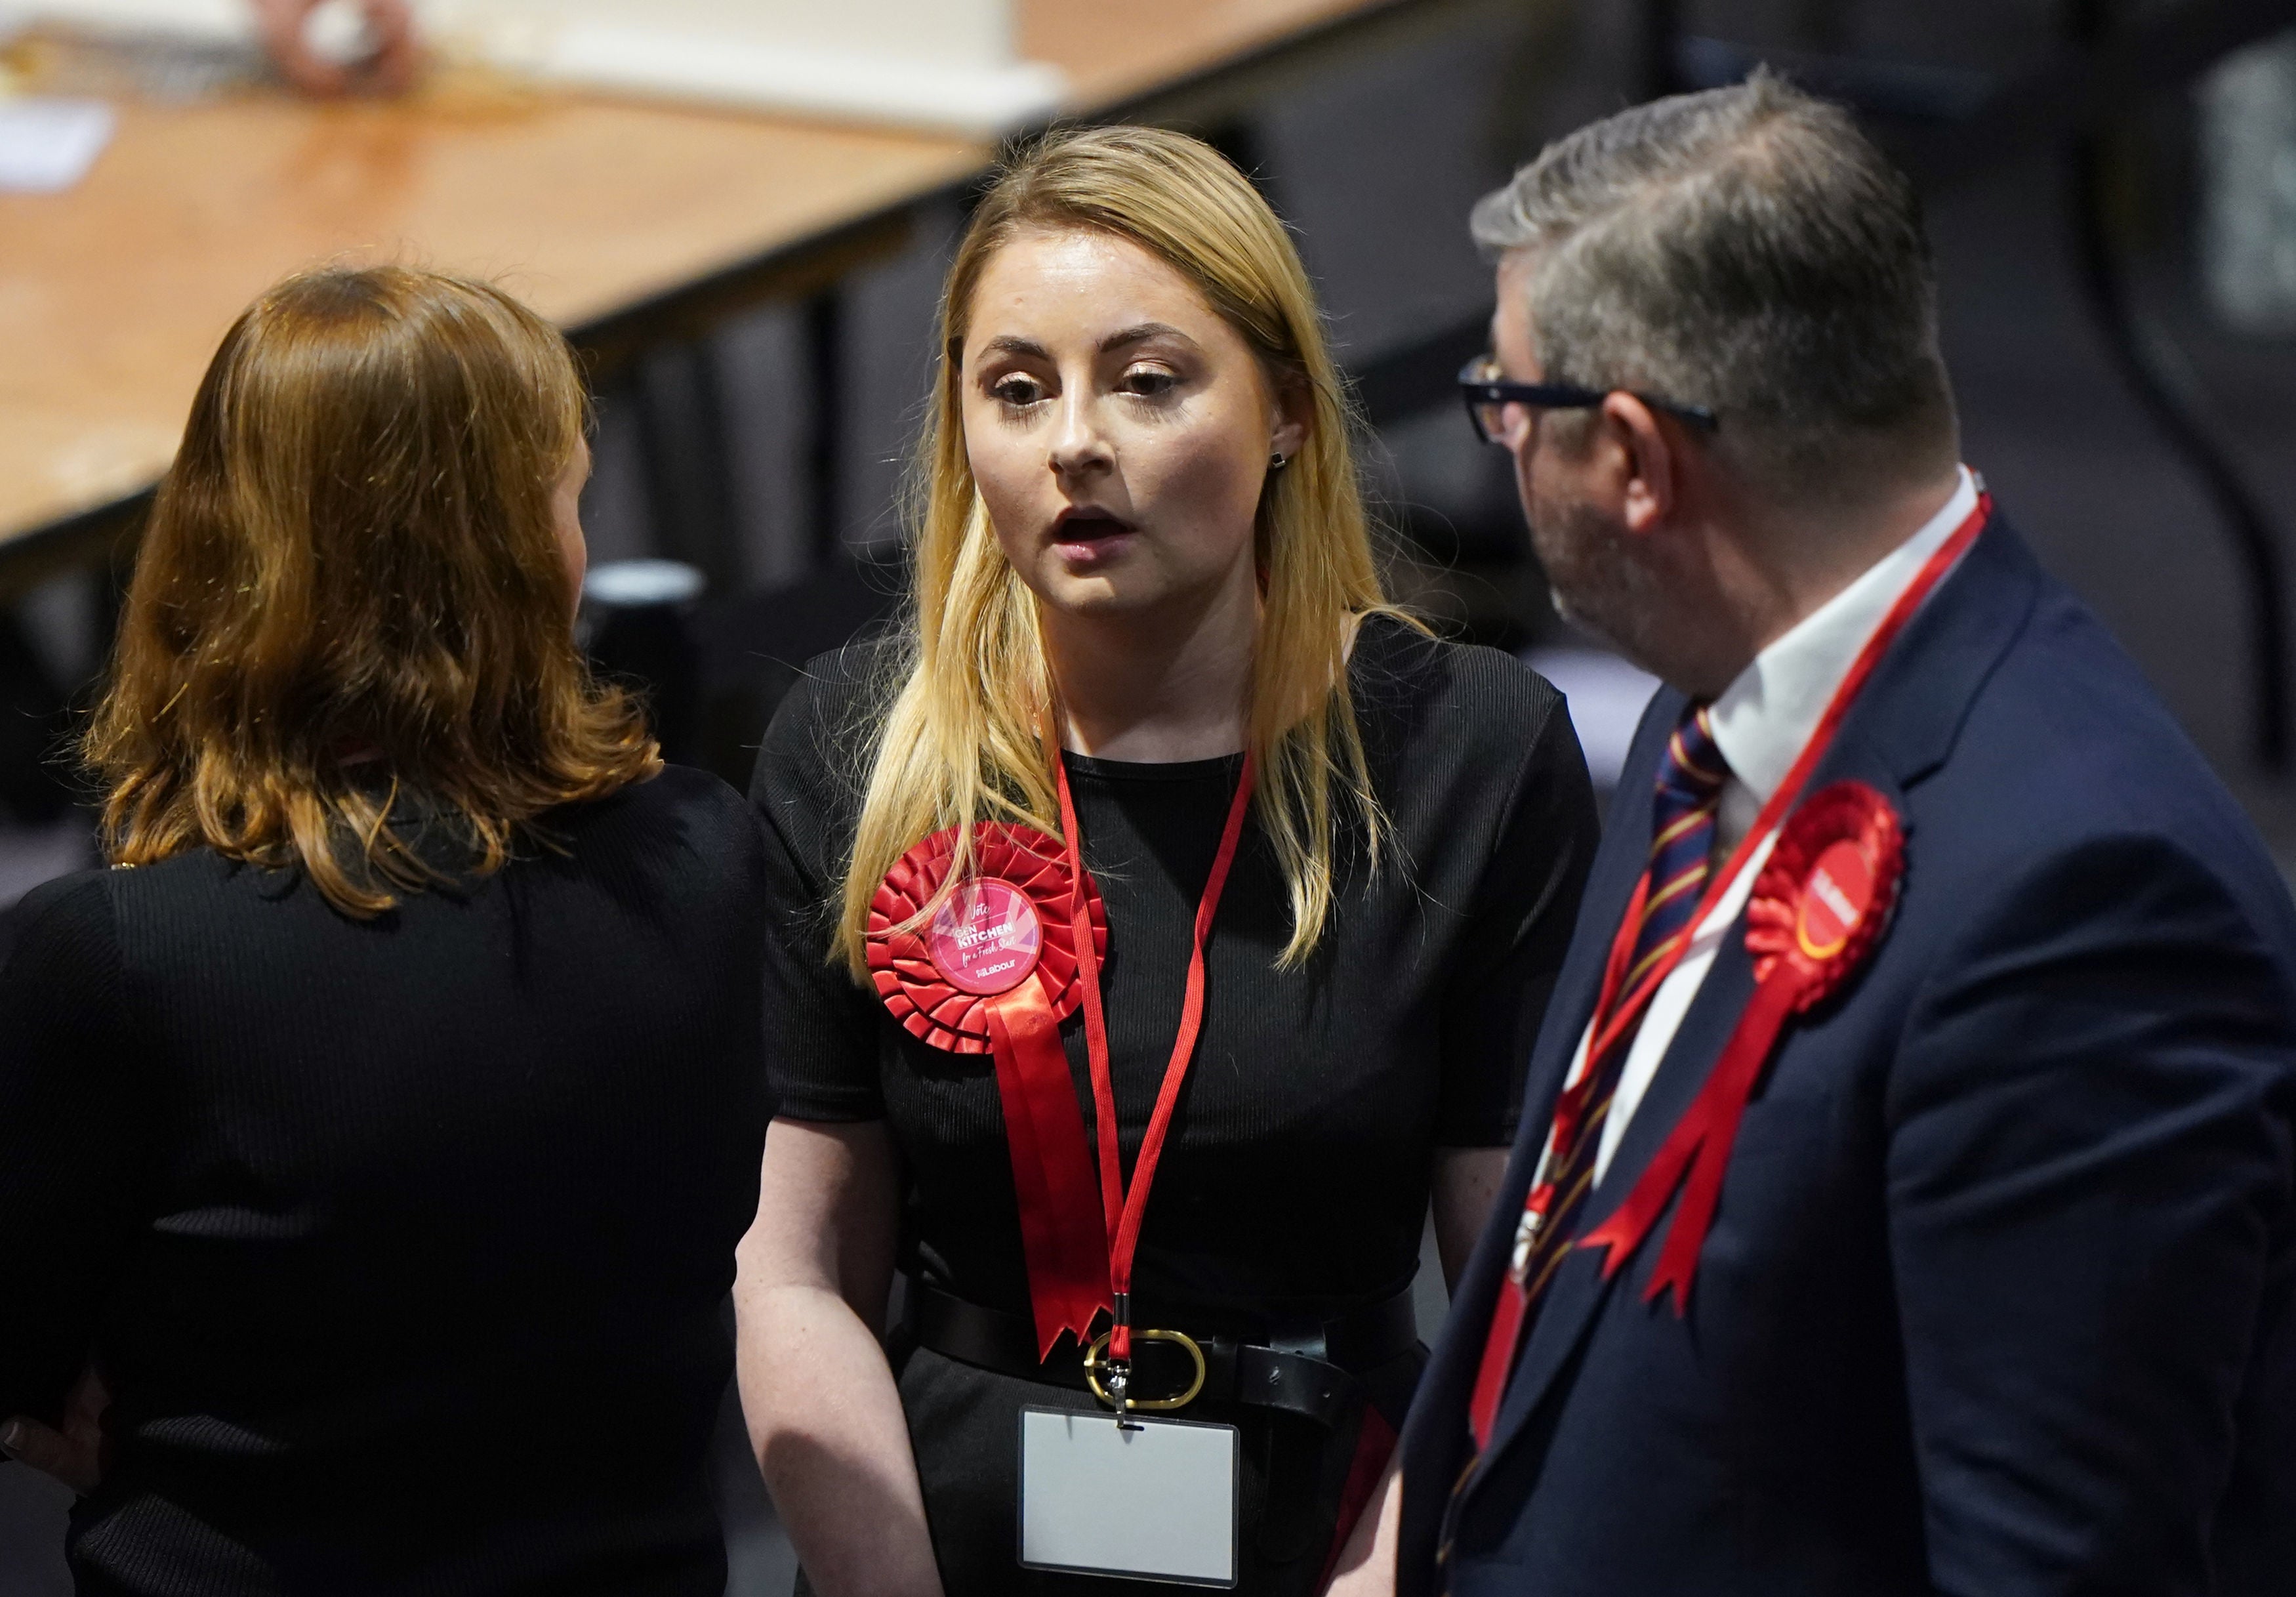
[1706,465,1980,813]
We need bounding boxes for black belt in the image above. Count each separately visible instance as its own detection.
[903,1281,1421,1432]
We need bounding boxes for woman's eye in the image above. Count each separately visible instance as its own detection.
[990,376,1045,407]
[1121,366,1178,397]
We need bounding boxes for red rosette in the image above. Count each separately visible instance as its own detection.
[867,821,1118,1355]
[865,823,1108,1055]
[1744,779,1904,1007]
[1582,779,1906,1314]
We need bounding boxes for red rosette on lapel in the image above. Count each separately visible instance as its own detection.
[867,824,1112,1356]
[1581,781,1904,1314]
[1742,780,1903,1000]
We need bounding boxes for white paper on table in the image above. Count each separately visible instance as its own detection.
[0,97,116,192]
[10,1,1068,132]
[7,2,245,41]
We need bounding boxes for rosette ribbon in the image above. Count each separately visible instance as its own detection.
[1580,781,1904,1314]
[869,823,1111,1356]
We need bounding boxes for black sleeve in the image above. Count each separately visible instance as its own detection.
[747,671,888,1122]
[1433,690,1601,1147]
[0,873,152,1426]
[1890,835,2295,1594]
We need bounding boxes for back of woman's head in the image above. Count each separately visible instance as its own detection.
[87,265,660,915]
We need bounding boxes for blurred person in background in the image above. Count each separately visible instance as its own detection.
[0,266,773,1595]
[251,0,417,95]
[1392,72,2296,1597]
[735,126,1597,1597]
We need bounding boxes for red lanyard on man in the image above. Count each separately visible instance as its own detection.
[1466,494,1992,1449]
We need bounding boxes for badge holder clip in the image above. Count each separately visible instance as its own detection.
[1084,1296,1206,1430]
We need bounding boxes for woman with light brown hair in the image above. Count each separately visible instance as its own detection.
[735,127,1598,1596]
[0,266,771,1595]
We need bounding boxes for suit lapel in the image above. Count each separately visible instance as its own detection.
[1466,510,2047,1480]
[1410,687,1684,1481]
[1513,694,1685,1140]
[1477,879,1761,1457]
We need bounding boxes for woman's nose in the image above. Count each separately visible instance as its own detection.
[1047,393,1112,479]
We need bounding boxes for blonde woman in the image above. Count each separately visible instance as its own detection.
[735,128,1596,1597]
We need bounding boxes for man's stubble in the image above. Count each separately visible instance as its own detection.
[1527,484,1671,678]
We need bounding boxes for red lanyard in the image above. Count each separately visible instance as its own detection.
[1517,493,1987,1229]
[1055,748,1255,1362]
[1572,493,1989,1102]
[1467,495,1990,1451]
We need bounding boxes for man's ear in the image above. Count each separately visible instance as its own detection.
[1602,392,1676,536]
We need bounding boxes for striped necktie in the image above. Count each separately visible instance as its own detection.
[1629,704,1732,997]
[1449,703,1731,1537]
[1507,701,1729,1311]
[1515,707,1727,1305]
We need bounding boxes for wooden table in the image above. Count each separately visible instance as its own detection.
[0,0,1456,590]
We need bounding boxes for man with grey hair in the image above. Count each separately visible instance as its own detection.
[1365,70,2296,1597]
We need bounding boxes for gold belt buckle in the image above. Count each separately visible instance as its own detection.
[1083,1327,1207,1412]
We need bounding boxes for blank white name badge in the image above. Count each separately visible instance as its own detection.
[1018,1407,1239,1587]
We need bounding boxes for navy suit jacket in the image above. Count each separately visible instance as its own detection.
[1397,514,2296,1597]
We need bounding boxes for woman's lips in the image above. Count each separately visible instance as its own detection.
[1050,510,1135,562]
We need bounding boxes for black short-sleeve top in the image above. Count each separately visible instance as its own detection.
[750,618,1597,1325]
[0,767,774,1594]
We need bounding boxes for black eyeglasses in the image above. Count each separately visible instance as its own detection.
[1458,357,1719,446]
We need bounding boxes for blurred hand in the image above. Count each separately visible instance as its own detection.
[0,1365,109,1496]
[251,0,419,96]
[1322,1552,1396,1597]
[1319,1455,1400,1596]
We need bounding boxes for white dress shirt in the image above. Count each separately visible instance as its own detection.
[1551,466,1982,1188]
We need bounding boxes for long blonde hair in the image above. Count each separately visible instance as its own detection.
[86,266,660,917]
[834,126,1408,977]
